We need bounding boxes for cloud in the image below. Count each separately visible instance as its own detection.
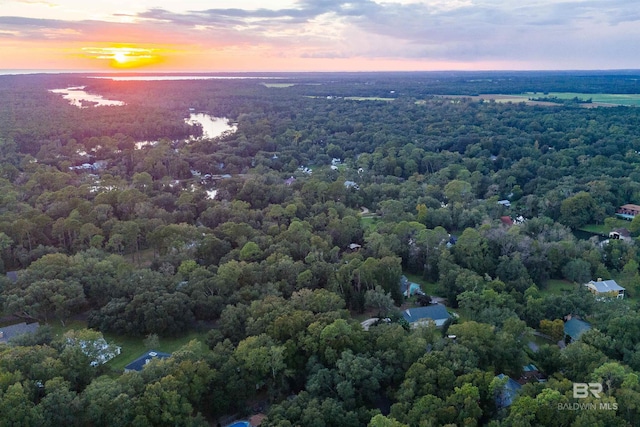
[1,0,640,68]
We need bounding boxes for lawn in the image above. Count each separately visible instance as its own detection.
[103,330,208,372]
[360,215,379,231]
[532,334,555,348]
[579,224,610,235]
[579,218,629,234]
[541,279,579,296]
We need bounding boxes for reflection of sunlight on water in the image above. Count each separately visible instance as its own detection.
[185,113,237,139]
[50,86,124,108]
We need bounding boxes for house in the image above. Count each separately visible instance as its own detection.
[564,317,591,342]
[65,336,121,367]
[348,243,362,251]
[616,204,640,220]
[402,304,450,327]
[249,414,267,426]
[520,364,546,383]
[0,322,39,344]
[124,350,171,372]
[5,271,19,283]
[399,276,424,297]
[609,228,631,241]
[585,279,625,299]
[344,181,360,190]
[495,373,522,408]
[497,200,511,208]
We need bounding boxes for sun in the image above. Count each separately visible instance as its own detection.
[82,45,164,69]
[113,51,129,64]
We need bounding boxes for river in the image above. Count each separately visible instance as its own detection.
[49,86,124,108]
[185,113,237,140]
[51,87,236,143]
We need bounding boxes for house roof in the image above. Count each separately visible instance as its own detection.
[400,276,409,293]
[620,204,640,211]
[402,304,450,326]
[249,414,266,426]
[5,271,19,283]
[500,216,513,226]
[495,374,522,408]
[564,318,591,341]
[124,350,171,372]
[0,322,39,344]
[586,279,625,293]
[611,228,631,238]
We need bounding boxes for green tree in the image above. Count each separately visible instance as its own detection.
[559,191,600,229]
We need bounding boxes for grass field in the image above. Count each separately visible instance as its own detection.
[579,224,610,234]
[535,92,640,106]
[541,279,578,296]
[360,215,379,230]
[579,218,629,235]
[437,93,640,107]
[103,331,207,371]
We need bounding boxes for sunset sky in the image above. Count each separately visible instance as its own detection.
[1,0,639,72]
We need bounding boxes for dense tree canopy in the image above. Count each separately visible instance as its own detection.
[2,71,640,425]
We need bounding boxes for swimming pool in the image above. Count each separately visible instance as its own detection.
[227,422,250,427]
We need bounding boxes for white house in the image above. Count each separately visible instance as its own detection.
[585,279,625,300]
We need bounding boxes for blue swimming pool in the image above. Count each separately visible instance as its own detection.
[227,422,250,427]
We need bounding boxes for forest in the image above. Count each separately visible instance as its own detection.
[2,71,640,426]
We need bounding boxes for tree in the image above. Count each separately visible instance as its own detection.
[559,191,600,229]
[6,278,86,325]
[81,376,135,427]
[539,319,565,342]
[454,228,493,275]
[239,241,262,262]
[36,377,80,427]
[562,258,592,284]
[134,376,195,426]
[235,334,287,397]
[368,414,409,427]
[364,286,396,317]
[0,383,44,427]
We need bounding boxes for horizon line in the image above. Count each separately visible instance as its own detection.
[3,68,640,76]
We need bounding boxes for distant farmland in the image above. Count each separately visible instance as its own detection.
[436,93,640,107]
[538,92,640,106]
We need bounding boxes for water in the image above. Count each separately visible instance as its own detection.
[133,115,236,149]
[90,75,283,81]
[49,86,124,108]
[573,229,606,242]
[186,113,236,139]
